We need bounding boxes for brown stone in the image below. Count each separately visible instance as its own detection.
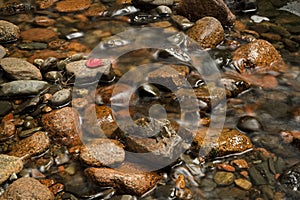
[21,28,57,42]
[0,155,23,184]
[0,177,54,200]
[34,16,56,27]
[55,0,91,12]
[8,132,50,160]
[83,104,118,137]
[217,163,236,172]
[234,178,252,190]
[41,107,82,147]
[187,17,224,49]
[0,20,20,43]
[85,163,162,196]
[84,3,106,16]
[261,33,281,41]
[231,159,249,169]
[0,115,16,142]
[174,0,235,26]
[80,139,125,167]
[27,50,70,63]
[232,39,286,73]
[37,0,59,9]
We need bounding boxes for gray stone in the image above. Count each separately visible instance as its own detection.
[0,57,42,80]
[50,88,71,106]
[0,154,23,184]
[0,80,48,97]
[0,20,20,43]
[0,100,12,116]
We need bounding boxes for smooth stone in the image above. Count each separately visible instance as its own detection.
[0,80,48,97]
[219,74,251,97]
[85,163,162,196]
[0,20,20,43]
[248,166,267,185]
[0,45,6,59]
[21,28,57,42]
[0,100,12,116]
[0,0,34,15]
[55,0,92,12]
[237,116,262,132]
[171,15,194,30]
[80,139,125,167]
[234,178,252,190]
[214,171,235,186]
[279,162,300,194]
[8,131,50,160]
[0,57,43,80]
[50,88,71,106]
[44,71,63,82]
[0,154,23,184]
[0,177,54,200]
[133,0,174,6]
[18,42,48,50]
[41,107,82,147]
[186,17,224,49]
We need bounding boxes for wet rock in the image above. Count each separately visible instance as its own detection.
[44,71,63,82]
[0,57,42,80]
[232,39,286,73]
[261,32,281,41]
[0,116,16,141]
[66,59,113,84]
[8,131,50,160]
[85,163,162,196]
[186,17,225,49]
[283,38,299,52]
[0,45,6,59]
[0,155,23,184]
[37,0,57,9]
[219,74,251,97]
[18,42,48,50]
[34,16,56,27]
[192,128,253,158]
[237,115,262,132]
[174,0,236,26]
[214,171,235,186]
[0,20,20,43]
[0,177,54,200]
[55,0,92,12]
[21,28,57,42]
[50,88,72,106]
[234,178,252,190]
[231,159,249,169]
[83,104,118,138]
[0,0,34,15]
[0,101,12,116]
[80,139,125,167]
[0,80,48,97]
[217,163,235,172]
[137,83,160,98]
[279,162,300,195]
[171,15,194,30]
[41,107,82,147]
[248,166,268,185]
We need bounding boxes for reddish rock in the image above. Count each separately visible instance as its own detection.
[174,0,235,26]
[83,105,118,137]
[37,0,59,9]
[0,177,54,200]
[34,16,56,27]
[27,50,70,63]
[80,139,125,167]
[8,132,50,160]
[55,0,91,12]
[85,163,162,196]
[217,163,236,172]
[21,28,57,42]
[0,115,16,142]
[192,128,253,158]
[231,159,249,169]
[41,107,82,147]
[187,17,224,49]
[84,3,107,17]
[232,39,286,73]
[0,155,23,184]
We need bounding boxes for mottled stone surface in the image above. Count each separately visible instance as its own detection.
[55,0,92,12]
[0,154,23,184]
[41,107,82,147]
[174,0,236,26]
[232,39,286,73]
[0,80,48,97]
[85,163,162,196]
[0,57,42,80]
[0,177,54,200]
[80,139,125,167]
[0,20,20,43]
[21,28,57,42]
[187,17,224,49]
[8,132,50,160]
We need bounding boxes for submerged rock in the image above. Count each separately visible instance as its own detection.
[279,162,300,195]
[0,177,54,200]
[55,0,92,12]
[0,57,42,80]
[0,80,48,97]
[85,163,162,196]
[0,154,23,184]
[186,17,225,49]
[174,0,236,26]
[0,20,20,43]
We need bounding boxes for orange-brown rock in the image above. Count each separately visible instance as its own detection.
[55,0,91,12]
[21,28,57,42]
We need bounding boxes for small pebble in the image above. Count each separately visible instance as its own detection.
[234,178,252,190]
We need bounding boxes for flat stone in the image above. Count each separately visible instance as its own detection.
[214,171,235,186]
[8,131,50,160]
[0,100,12,116]
[233,39,286,73]
[55,0,92,12]
[85,163,162,196]
[187,17,224,49]
[80,139,125,167]
[34,16,56,27]
[231,159,249,169]
[0,45,6,59]
[235,178,252,190]
[174,0,236,26]
[0,177,54,200]
[0,115,16,141]
[21,28,57,42]
[279,162,300,194]
[237,116,262,132]
[0,80,48,97]
[0,154,23,184]
[0,20,20,43]
[0,57,42,80]
[50,88,72,106]
[66,59,112,84]
[0,0,34,15]
[41,107,82,147]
